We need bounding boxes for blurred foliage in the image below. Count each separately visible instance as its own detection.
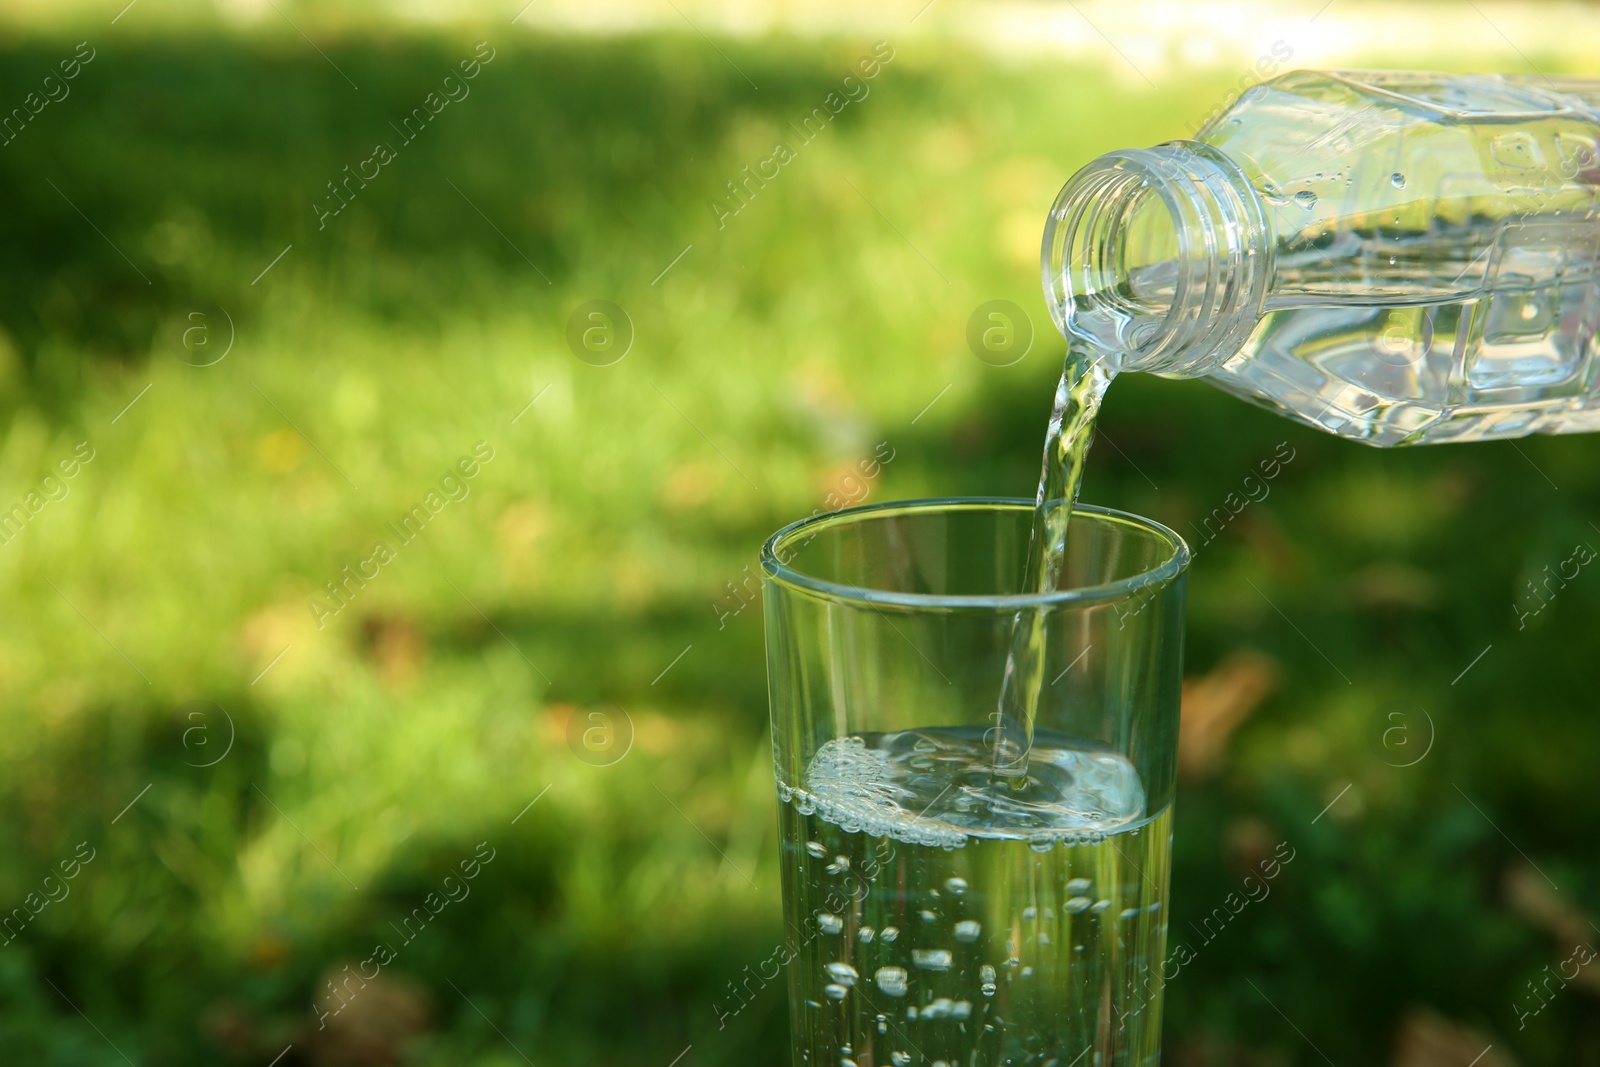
[0,14,1595,1067]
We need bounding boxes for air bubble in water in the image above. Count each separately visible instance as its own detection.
[944,877,968,895]
[805,841,828,858]
[1064,896,1093,915]
[980,963,998,997]
[826,962,858,986]
[859,926,875,944]
[824,983,849,1000]
[952,1001,972,1020]
[826,855,850,875]
[875,966,909,997]
[1391,172,1407,189]
[954,920,981,943]
[880,926,900,942]
[923,998,954,1019]
[912,948,953,971]
[919,909,938,924]
[818,913,843,935]
[1091,899,1111,914]
[1065,877,1092,894]
[892,1053,912,1067]
[1295,190,1318,209]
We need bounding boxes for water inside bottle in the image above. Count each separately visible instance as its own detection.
[1216,213,1600,443]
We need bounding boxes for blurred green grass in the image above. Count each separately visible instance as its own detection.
[0,19,1596,1067]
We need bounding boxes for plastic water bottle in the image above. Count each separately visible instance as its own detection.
[1042,69,1600,445]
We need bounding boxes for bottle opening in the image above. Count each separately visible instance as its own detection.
[1042,143,1273,377]
[1118,180,1184,323]
[1042,168,1172,368]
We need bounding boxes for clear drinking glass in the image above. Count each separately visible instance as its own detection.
[762,498,1189,1067]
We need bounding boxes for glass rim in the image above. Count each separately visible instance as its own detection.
[761,497,1191,611]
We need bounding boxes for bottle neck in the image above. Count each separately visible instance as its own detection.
[1041,141,1271,378]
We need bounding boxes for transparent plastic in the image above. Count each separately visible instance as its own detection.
[1043,69,1600,445]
